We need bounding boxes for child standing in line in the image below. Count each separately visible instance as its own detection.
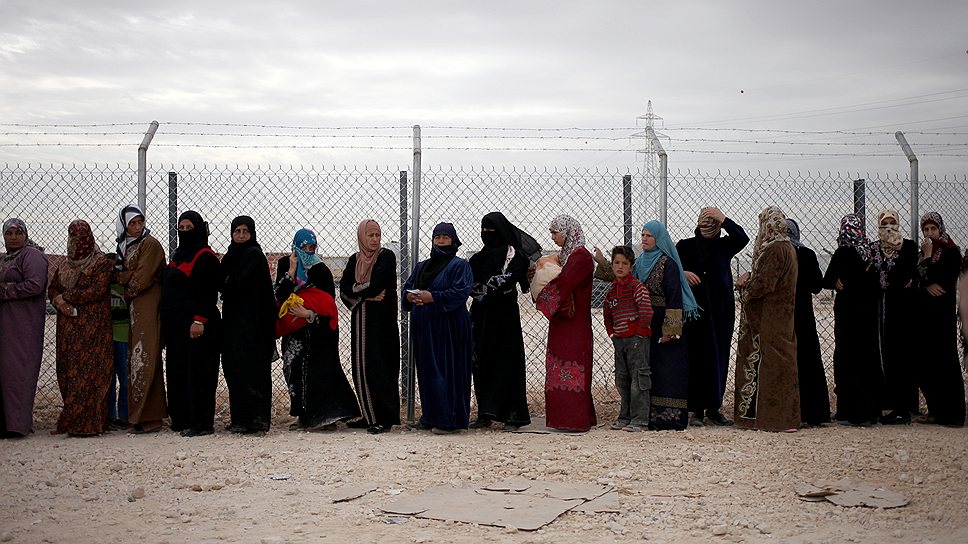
[604,246,653,432]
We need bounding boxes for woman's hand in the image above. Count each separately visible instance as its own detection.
[406,290,433,305]
[735,271,750,290]
[190,321,204,339]
[558,295,575,318]
[835,278,845,291]
[366,289,386,302]
[926,283,946,297]
[684,271,701,286]
[920,238,933,258]
[660,334,679,343]
[287,301,312,319]
[288,249,298,275]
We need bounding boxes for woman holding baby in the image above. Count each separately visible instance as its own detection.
[536,215,596,432]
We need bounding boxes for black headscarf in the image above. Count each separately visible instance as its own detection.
[221,215,259,273]
[471,211,541,291]
[173,210,210,262]
[417,222,461,289]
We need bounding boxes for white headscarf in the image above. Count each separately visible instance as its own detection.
[115,204,149,262]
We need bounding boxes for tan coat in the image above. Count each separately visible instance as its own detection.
[118,235,167,424]
[734,241,800,431]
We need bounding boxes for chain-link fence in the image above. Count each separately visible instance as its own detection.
[2,162,966,424]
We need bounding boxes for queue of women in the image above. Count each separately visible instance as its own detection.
[1,203,966,439]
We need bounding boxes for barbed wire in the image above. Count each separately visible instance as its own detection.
[665,137,968,147]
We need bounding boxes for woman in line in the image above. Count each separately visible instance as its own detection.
[536,215,595,432]
[633,220,698,431]
[48,220,114,436]
[785,218,830,426]
[873,210,919,425]
[339,219,400,434]
[114,204,167,434]
[469,212,540,431]
[160,211,221,437]
[276,228,359,431]
[915,212,964,427]
[676,206,749,427]
[0,218,49,438]
[403,223,474,434]
[733,206,799,432]
[823,213,882,426]
[220,216,276,434]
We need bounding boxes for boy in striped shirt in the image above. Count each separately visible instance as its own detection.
[604,246,654,432]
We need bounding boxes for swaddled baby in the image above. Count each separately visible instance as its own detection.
[530,254,561,301]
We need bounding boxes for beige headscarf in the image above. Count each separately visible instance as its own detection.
[353,219,381,290]
[750,205,789,274]
[697,208,722,239]
[877,209,903,259]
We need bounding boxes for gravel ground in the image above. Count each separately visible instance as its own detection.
[1,419,967,543]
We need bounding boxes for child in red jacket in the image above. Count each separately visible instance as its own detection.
[604,246,654,431]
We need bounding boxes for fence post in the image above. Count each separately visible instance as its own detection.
[137,121,159,214]
[852,178,866,227]
[622,174,633,246]
[895,131,919,240]
[644,126,668,224]
[167,171,177,257]
[399,170,410,407]
[407,125,422,423]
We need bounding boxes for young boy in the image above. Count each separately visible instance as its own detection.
[603,246,653,431]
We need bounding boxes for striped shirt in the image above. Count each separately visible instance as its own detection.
[604,274,653,338]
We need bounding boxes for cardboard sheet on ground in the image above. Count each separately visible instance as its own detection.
[796,480,908,508]
[382,480,611,531]
[330,482,379,503]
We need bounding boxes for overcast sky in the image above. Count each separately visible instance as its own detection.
[1,0,967,175]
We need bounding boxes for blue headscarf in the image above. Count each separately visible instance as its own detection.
[291,228,323,286]
[632,220,700,321]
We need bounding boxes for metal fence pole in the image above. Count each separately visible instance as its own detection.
[137,121,159,213]
[407,125,422,423]
[895,131,919,240]
[853,178,866,227]
[645,126,668,224]
[622,174,633,246]
[398,170,410,407]
[168,171,177,257]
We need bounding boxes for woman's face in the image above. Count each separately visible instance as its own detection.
[880,216,898,227]
[177,219,195,232]
[641,229,656,251]
[365,229,382,251]
[127,215,145,238]
[433,234,452,247]
[922,222,940,241]
[550,229,565,248]
[302,243,317,253]
[3,226,26,252]
[232,223,251,244]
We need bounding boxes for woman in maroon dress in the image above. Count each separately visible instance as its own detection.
[536,214,595,431]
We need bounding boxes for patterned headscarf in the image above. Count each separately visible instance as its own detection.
[837,213,873,264]
[633,219,700,321]
[354,219,381,288]
[550,214,585,266]
[750,206,790,274]
[920,211,957,264]
[876,209,903,260]
[60,219,102,289]
[291,228,323,286]
[115,204,150,264]
[785,218,804,248]
[697,208,722,239]
[2,217,40,259]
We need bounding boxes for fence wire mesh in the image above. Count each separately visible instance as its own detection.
[2,162,966,424]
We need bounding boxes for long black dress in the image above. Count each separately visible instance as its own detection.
[876,239,919,418]
[793,245,830,425]
[469,250,532,428]
[160,247,222,435]
[916,245,965,426]
[275,258,360,429]
[220,244,276,432]
[676,217,749,415]
[339,249,401,429]
[823,247,882,425]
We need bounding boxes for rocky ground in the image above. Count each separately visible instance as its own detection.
[1,418,967,543]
